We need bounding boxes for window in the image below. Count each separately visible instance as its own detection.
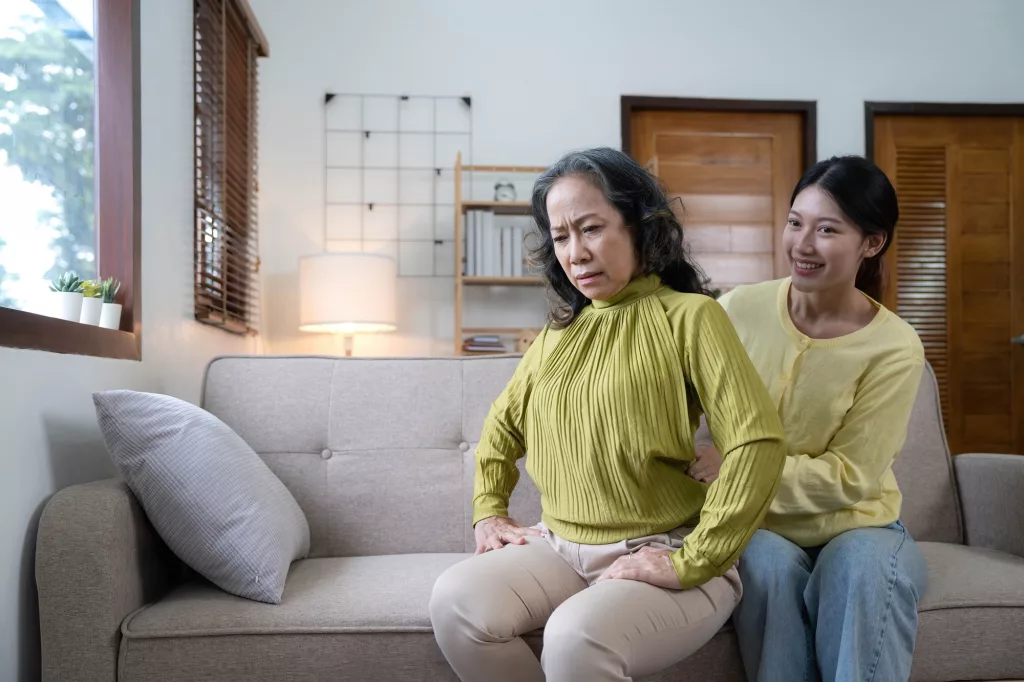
[193,0,267,335]
[0,0,139,359]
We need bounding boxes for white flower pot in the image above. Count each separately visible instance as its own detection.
[53,291,84,322]
[99,302,123,330]
[80,297,103,325]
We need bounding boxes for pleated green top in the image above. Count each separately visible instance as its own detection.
[473,274,787,588]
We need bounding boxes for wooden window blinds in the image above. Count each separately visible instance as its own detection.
[193,0,267,334]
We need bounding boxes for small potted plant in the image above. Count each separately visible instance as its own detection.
[49,271,85,322]
[98,277,122,330]
[79,279,103,325]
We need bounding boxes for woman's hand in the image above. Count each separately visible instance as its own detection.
[688,443,723,484]
[595,546,682,589]
[474,516,542,554]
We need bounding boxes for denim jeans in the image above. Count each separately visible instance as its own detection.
[732,521,928,682]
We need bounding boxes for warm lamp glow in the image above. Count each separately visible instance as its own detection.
[298,253,397,339]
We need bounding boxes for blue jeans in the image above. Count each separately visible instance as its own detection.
[732,522,928,682]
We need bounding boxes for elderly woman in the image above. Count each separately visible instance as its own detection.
[429,147,787,682]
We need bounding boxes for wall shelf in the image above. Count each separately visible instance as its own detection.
[454,152,547,355]
[461,276,543,286]
[460,200,532,215]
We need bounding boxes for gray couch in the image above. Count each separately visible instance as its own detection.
[36,355,1024,681]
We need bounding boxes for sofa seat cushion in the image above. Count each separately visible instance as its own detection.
[125,554,469,637]
[912,542,1024,681]
[119,552,748,681]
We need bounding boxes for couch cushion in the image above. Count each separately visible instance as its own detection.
[124,555,467,636]
[203,356,523,557]
[911,542,1024,681]
[119,553,747,682]
[891,364,962,544]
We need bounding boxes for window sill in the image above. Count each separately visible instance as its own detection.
[0,306,141,361]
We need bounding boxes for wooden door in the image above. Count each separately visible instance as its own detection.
[630,110,805,293]
[875,115,1024,455]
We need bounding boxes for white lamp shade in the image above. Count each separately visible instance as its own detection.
[299,253,397,333]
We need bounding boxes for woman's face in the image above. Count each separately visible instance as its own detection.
[546,176,640,301]
[784,185,884,295]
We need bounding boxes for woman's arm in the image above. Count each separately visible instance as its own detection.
[472,331,546,525]
[769,355,923,516]
[672,298,788,589]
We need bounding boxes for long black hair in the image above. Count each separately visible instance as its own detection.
[529,147,709,328]
[791,156,899,301]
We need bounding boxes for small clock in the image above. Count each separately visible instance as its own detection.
[494,180,517,202]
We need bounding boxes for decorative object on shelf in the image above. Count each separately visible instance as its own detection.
[462,334,505,354]
[79,280,104,326]
[516,328,539,353]
[493,180,516,202]
[299,252,397,357]
[99,277,123,330]
[49,271,85,322]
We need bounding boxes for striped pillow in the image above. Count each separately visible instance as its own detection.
[93,390,310,604]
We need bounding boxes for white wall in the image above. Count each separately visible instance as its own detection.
[0,2,258,679]
[252,0,1024,356]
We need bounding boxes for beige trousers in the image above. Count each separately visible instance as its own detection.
[429,524,742,682]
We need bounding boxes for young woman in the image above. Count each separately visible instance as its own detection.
[429,147,787,682]
[688,156,929,682]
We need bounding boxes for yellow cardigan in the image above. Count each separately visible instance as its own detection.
[719,278,925,547]
[473,274,786,589]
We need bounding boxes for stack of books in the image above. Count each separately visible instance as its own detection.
[462,334,505,354]
[464,212,531,277]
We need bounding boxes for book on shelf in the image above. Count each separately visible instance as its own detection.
[511,225,524,277]
[462,334,506,353]
[463,212,532,278]
[465,211,476,276]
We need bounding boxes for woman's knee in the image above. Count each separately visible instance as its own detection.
[541,604,623,678]
[429,559,507,637]
[814,526,925,602]
[429,562,470,628]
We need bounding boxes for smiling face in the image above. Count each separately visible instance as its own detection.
[546,175,640,300]
[784,185,886,295]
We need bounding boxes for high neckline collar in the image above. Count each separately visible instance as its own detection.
[591,274,663,310]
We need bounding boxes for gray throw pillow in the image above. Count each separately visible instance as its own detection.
[93,390,310,604]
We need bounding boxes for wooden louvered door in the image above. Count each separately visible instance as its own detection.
[630,110,805,292]
[875,115,1024,455]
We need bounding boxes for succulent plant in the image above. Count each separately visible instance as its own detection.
[49,271,85,294]
[80,279,103,298]
[100,277,121,304]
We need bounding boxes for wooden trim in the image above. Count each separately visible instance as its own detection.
[461,276,543,287]
[0,0,141,360]
[0,307,141,360]
[621,96,818,171]
[463,164,547,173]
[865,101,1024,162]
[234,0,270,57]
[98,0,141,348]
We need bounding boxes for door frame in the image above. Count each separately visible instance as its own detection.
[865,101,1024,161]
[620,96,818,171]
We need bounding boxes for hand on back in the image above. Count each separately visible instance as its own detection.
[688,443,723,484]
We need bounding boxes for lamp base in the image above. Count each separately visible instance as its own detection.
[335,333,355,357]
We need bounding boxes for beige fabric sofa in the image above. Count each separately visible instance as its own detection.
[36,355,1024,681]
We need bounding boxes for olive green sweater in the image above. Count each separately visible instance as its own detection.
[473,274,787,589]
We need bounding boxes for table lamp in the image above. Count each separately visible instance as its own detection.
[298,252,397,356]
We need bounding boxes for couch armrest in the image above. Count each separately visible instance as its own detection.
[954,453,1024,558]
[36,478,177,682]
